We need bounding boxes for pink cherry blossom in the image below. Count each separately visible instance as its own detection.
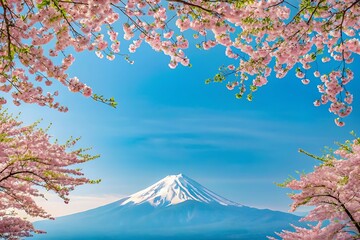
[0,111,98,238]
[296,72,305,79]
[0,0,357,125]
[228,65,235,70]
[301,79,310,85]
[273,137,360,239]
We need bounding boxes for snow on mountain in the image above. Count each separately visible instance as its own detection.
[120,173,241,207]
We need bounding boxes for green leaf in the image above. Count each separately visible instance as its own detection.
[235,93,242,99]
[250,85,257,92]
[276,175,295,188]
[37,0,50,9]
[338,176,349,186]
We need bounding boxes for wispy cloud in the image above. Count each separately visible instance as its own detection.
[100,107,329,152]
[30,193,124,222]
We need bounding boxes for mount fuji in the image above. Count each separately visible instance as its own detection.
[120,173,241,207]
[33,174,302,239]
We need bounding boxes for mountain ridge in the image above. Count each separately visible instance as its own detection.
[120,173,242,207]
[32,174,303,239]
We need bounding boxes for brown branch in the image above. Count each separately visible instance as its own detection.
[111,3,149,36]
[51,0,82,37]
[267,0,284,9]
[286,4,308,26]
[0,0,14,62]
[307,0,325,25]
[311,193,360,233]
[167,0,222,16]
[299,148,327,162]
[57,0,89,4]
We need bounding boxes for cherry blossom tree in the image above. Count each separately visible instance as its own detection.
[0,0,359,125]
[270,136,360,239]
[0,110,99,239]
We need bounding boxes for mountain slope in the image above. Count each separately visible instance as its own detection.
[32,174,302,239]
[120,173,240,207]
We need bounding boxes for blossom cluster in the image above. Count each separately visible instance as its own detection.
[271,137,360,239]
[0,0,121,110]
[0,0,358,123]
[0,111,98,238]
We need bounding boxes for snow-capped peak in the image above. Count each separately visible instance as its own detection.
[120,174,241,207]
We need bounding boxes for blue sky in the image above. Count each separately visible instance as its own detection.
[8,37,360,217]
